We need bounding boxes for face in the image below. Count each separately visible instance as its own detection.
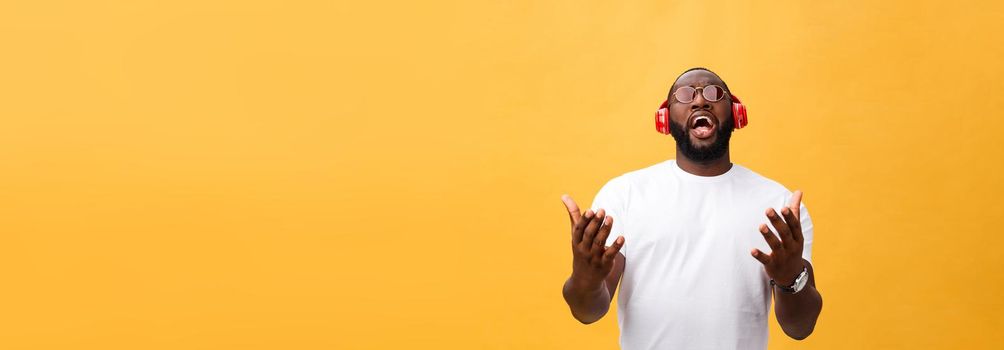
[667,70,735,162]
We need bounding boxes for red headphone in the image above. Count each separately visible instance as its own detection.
[655,94,748,134]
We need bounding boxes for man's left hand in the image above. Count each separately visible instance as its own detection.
[751,190,806,287]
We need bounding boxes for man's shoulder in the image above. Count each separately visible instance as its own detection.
[732,163,794,195]
[602,160,672,187]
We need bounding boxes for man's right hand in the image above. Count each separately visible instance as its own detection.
[562,194,624,291]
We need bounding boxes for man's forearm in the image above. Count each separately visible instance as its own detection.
[562,276,612,324]
[774,284,822,340]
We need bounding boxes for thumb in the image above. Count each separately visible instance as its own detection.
[788,190,803,220]
[561,194,582,225]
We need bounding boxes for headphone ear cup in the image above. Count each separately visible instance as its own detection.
[655,100,671,135]
[655,108,670,134]
[731,95,748,129]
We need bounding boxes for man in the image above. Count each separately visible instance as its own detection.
[560,67,822,349]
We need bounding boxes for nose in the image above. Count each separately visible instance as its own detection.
[690,91,711,112]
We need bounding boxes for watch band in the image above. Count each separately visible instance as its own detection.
[771,267,808,294]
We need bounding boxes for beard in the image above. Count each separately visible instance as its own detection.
[668,114,735,162]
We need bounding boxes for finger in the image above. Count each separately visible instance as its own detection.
[601,236,625,265]
[766,208,794,248]
[591,215,613,257]
[561,194,581,226]
[780,206,803,244]
[571,209,593,245]
[787,190,803,220]
[758,223,783,252]
[580,209,606,249]
[751,248,771,265]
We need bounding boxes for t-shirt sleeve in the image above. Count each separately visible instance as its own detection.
[589,176,630,256]
[796,198,814,264]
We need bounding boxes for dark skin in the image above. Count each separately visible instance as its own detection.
[561,69,822,340]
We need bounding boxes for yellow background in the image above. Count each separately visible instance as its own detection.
[1,0,1002,349]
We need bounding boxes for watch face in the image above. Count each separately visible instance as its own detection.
[794,268,808,292]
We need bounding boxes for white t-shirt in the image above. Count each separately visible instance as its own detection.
[590,159,813,350]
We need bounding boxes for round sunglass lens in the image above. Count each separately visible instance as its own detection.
[703,85,725,102]
[675,87,696,103]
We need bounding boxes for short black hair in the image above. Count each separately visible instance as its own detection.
[668,67,731,99]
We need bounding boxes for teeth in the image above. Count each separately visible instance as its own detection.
[694,116,711,127]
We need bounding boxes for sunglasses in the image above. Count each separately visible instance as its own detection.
[672,85,729,104]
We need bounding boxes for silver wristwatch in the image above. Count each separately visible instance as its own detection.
[771,267,808,294]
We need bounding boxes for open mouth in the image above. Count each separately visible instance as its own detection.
[689,115,716,139]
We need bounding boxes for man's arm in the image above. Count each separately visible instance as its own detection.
[560,195,626,324]
[562,253,625,324]
[773,259,822,339]
[751,191,823,340]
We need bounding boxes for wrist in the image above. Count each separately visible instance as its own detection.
[776,262,805,286]
[569,273,605,292]
[773,274,796,287]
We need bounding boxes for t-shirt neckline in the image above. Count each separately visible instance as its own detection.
[666,159,741,183]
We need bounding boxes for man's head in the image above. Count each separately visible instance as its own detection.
[667,67,735,162]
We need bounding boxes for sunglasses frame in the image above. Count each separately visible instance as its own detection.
[672,84,730,104]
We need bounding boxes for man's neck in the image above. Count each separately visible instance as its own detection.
[675,151,733,176]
